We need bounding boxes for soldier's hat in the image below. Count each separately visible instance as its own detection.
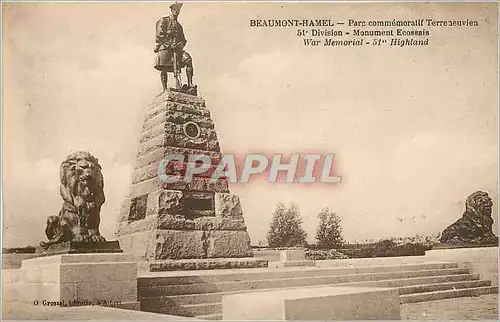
[170,2,183,10]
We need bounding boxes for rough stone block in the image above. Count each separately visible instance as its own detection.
[222,286,401,320]
[185,209,214,218]
[133,161,223,184]
[119,197,131,222]
[215,193,243,218]
[135,148,167,169]
[147,190,184,216]
[164,111,215,128]
[119,213,248,234]
[129,194,148,221]
[117,217,156,235]
[155,214,195,230]
[117,231,156,260]
[137,135,165,156]
[164,128,220,152]
[142,113,176,133]
[129,177,229,199]
[139,123,166,144]
[160,90,206,107]
[138,121,220,153]
[154,230,206,259]
[146,99,211,118]
[132,161,162,184]
[206,139,220,152]
[207,231,252,258]
[164,100,210,116]
[134,147,222,170]
[194,217,247,231]
[148,257,269,271]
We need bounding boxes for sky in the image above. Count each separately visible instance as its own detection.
[2,2,498,247]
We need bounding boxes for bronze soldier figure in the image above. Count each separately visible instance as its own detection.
[154,3,196,94]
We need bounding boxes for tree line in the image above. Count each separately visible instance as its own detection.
[266,202,344,249]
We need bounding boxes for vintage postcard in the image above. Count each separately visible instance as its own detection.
[2,1,498,320]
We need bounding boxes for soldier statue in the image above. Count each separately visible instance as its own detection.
[154,2,197,95]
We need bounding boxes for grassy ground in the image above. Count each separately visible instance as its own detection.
[401,294,498,320]
[3,294,498,320]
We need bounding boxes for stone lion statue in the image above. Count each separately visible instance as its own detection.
[440,191,497,244]
[40,151,106,249]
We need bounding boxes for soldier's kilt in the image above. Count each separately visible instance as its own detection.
[154,49,191,72]
[154,49,174,71]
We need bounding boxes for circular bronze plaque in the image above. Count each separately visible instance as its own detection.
[182,121,201,139]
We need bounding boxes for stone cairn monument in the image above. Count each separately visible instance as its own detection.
[440,191,498,245]
[117,3,267,271]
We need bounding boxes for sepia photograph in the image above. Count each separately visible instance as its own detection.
[1,1,499,320]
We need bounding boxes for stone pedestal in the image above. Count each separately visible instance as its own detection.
[279,249,306,261]
[35,241,123,256]
[268,249,316,268]
[425,246,499,286]
[117,91,261,271]
[16,252,139,309]
[222,286,401,320]
[269,260,316,268]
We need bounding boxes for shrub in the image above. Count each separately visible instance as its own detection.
[340,236,434,258]
[315,208,344,249]
[267,202,307,248]
[305,249,349,260]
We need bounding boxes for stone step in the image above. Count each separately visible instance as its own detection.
[195,285,498,321]
[173,278,485,317]
[139,268,469,296]
[142,273,480,306]
[398,280,491,295]
[140,274,480,316]
[138,262,458,287]
[400,286,499,303]
[196,313,221,320]
[182,302,222,317]
[191,284,498,320]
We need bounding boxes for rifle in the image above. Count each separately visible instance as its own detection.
[173,51,182,89]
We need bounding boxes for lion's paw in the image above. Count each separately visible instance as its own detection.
[90,235,106,243]
[73,235,85,242]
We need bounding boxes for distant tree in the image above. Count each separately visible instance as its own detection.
[257,240,267,247]
[315,208,344,249]
[267,202,308,248]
